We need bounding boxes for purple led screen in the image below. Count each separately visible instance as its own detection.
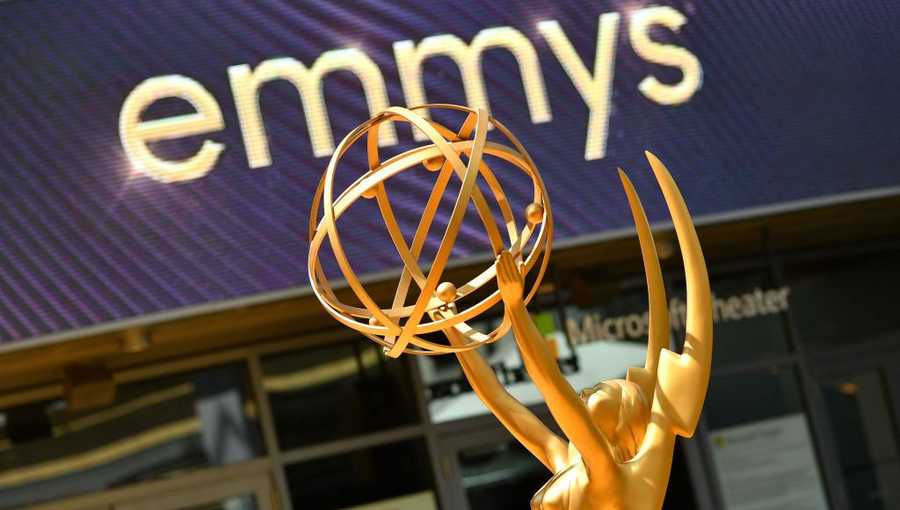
[1,0,900,344]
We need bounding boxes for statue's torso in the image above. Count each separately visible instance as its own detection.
[530,460,623,510]
[529,438,673,510]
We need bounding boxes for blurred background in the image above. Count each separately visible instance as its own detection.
[1,1,899,509]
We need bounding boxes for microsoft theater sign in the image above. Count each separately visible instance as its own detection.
[119,6,702,183]
[567,286,793,344]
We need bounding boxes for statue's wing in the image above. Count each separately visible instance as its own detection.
[622,152,713,438]
[618,169,669,402]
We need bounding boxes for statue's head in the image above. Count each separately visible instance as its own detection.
[308,105,552,357]
[581,380,651,461]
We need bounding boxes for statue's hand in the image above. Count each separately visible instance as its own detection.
[496,250,525,307]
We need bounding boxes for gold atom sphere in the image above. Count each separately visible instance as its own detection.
[308,104,552,357]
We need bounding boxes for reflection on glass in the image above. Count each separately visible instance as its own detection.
[178,494,257,510]
[787,250,900,348]
[459,440,546,510]
[0,363,262,509]
[670,269,790,367]
[284,439,433,510]
[705,366,804,430]
[821,370,900,509]
[262,341,419,450]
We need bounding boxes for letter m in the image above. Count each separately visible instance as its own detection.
[229,48,397,166]
[394,28,551,140]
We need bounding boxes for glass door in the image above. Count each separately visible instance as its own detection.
[815,352,900,509]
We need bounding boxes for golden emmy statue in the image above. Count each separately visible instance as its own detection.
[308,104,712,509]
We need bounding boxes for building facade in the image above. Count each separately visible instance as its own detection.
[2,195,899,510]
[2,1,900,509]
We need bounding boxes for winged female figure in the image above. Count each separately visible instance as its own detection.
[444,151,713,510]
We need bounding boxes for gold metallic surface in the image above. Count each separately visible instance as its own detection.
[309,106,712,509]
[436,282,458,304]
[525,202,545,225]
[308,104,551,358]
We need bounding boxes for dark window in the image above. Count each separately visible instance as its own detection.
[705,365,804,431]
[262,340,420,450]
[0,363,262,509]
[461,439,547,510]
[670,268,790,368]
[284,439,434,510]
[786,250,900,349]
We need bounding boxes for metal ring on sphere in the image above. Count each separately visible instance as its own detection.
[308,104,553,357]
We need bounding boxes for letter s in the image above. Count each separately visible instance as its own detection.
[630,6,703,105]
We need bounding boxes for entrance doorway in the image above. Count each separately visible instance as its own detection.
[814,348,900,509]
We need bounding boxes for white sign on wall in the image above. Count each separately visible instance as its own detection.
[708,413,829,510]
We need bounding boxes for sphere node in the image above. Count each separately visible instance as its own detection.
[423,156,444,171]
[308,104,553,357]
[526,203,545,224]
[436,282,458,303]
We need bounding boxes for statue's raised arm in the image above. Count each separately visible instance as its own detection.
[442,320,570,472]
